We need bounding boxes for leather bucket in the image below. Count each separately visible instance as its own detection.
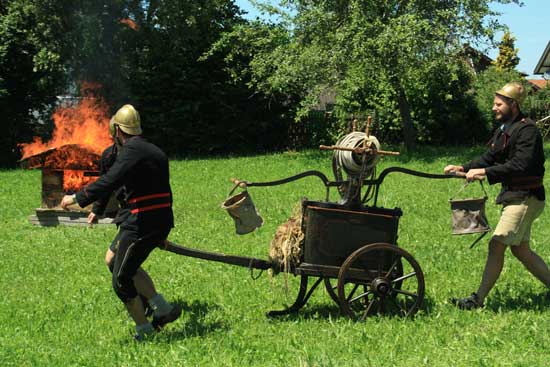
[449,197,490,235]
[222,190,263,235]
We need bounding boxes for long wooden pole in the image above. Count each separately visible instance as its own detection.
[319,145,400,156]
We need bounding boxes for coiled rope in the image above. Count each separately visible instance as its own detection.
[333,132,381,176]
[333,132,381,204]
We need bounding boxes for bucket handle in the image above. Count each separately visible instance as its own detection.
[450,179,488,201]
[228,177,248,197]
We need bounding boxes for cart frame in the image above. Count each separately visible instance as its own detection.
[165,167,459,319]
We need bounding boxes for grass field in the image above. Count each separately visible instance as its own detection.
[1,146,550,366]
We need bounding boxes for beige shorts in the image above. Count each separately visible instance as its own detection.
[492,196,545,246]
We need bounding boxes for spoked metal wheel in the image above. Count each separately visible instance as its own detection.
[337,243,424,320]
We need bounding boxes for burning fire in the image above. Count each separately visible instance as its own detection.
[64,170,97,193]
[20,82,112,159]
[120,18,139,31]
[19,82,113,192]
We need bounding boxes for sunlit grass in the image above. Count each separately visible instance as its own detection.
[1,145,549,366]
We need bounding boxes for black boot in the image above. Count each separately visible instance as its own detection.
[450,292,484,310]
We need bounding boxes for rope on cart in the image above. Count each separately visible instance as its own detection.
[249,259,265,280]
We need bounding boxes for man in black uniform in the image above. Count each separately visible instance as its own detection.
[87,130,151,318]
[62,104,181,339]
[444,82,550,309]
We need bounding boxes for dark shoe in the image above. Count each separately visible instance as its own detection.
[140,295,153,317]
[134,333,146,342]
[134,329,155,342]
[152,304,182,330]
[450,292,484,310]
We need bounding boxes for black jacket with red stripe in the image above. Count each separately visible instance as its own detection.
[462,113,545,204]
[91,144,130,224]
[76,136,174,232]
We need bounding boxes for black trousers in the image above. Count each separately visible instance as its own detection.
[111,228,169,303]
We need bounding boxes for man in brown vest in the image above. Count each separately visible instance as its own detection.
[444,82,550,309]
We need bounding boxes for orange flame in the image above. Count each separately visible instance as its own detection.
[20,82,112,160]
[120,18,138,31]
[63,170,98,192]
[19,82,112,192]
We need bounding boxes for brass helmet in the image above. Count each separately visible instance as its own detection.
[495,82,526,107]
[109,116,116,137]
[110,104,142,135]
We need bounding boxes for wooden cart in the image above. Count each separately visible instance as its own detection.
[166,167,457,320]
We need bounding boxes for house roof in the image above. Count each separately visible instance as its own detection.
[19,144,100,170]
[462,44,493,73]
[534,41,550,75]
[527,79,549,90]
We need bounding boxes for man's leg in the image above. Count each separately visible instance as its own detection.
[511,242,550,287]
[133,268,157,299]
[452,238,506,309]
[107,246,177,320]
[125,296,148,325]
[509,197,549,288]
[111,230,157,338]
[475,239,507,303]
[106,247,154,316]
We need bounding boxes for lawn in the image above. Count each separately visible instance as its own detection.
[1,145,549,366]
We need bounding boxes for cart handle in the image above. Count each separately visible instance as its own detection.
[230,167,469,205]
[370,167,468,206]
[233,170,331,188]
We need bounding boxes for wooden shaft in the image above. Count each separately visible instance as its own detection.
[363,116,372,149]
[319,145,400,156]
[164,241,272,270]
[365,116,372,137]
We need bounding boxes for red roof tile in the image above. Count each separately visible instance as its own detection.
[527,79,549,90]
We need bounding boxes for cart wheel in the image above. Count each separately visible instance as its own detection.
[337,243,424,320]
[323,278,341,305]
[324,277,373,308]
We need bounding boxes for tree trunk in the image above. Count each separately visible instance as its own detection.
[397,86,416,151]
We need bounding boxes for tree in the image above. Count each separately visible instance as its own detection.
[222,0,523,150]
[0,0,72,167]
[4,0,292,164]
[493,31,520,72]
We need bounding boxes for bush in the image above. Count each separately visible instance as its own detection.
[523,85,550,122]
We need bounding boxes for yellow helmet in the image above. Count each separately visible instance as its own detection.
[495,82,526,107]
[110,104,142,135]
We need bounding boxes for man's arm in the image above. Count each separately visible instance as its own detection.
[90,147,116,216]
[484,124,540,184]
[462,149,496,172]
[62,143,140,210]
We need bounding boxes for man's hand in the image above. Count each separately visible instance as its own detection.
[60,194,76,210]
[465,168,486,182]
[87,212,98,226]
[444,165,464,174]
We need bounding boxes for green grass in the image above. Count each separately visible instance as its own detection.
[1,145,550,366]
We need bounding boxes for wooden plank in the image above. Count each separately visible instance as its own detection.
[29,210,115,227]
